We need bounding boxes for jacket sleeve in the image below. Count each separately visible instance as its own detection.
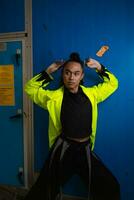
[25,70,53,109]
[91,65,118,103]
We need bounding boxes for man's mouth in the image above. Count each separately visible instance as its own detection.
[68,82,75,84]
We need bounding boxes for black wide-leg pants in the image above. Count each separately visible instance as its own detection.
[24,136,120,200]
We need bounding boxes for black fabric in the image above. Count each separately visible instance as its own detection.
[24,137,91,200]
[24,137,120,200]
[36,70,52,85]
[24,137,63,200]
[98,64,110,80]
[61,87,92,139]
[91,152,120,200]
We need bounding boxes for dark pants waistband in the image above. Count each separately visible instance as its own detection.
[60,134,90,145]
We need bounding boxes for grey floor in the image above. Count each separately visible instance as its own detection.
[0,185,27,200]
[0,185,87,200]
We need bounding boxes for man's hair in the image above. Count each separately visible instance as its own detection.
[63,52,84,71]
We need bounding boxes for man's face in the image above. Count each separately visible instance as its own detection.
[62,61,84,93]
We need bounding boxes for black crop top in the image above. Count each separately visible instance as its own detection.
[61,86,92,139]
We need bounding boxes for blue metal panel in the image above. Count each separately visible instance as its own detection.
[0,0,25,33]
[0,41,24,186]
[32,0,134,199]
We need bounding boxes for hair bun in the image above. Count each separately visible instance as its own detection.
[69,52,81,62]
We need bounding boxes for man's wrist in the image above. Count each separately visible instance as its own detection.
[96,64,102,72]
[46,68,51,74]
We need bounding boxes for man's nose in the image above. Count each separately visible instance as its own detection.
[69,73,74,79]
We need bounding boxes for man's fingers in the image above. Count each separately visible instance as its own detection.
[85,58,95,66]
[55,60,65,66]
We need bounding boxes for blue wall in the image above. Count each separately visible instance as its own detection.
[0,0,25,33]
[32,0,134,199]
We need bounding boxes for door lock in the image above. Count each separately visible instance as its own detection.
[16,48,21,66]
[10,109,22,119]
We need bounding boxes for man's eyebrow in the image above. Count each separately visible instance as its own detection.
[64,69,81,73]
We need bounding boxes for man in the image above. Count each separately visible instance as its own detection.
[24,53,120,200]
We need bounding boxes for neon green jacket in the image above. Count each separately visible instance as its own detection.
[25,68,118,150]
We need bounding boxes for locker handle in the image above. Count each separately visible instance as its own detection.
[10,109,22,119]
[10,113,22,119]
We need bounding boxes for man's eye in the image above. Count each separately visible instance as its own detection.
[74,72,80,76]
[65,71,70,75]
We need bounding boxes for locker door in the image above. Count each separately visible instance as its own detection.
[0,41,24,186]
